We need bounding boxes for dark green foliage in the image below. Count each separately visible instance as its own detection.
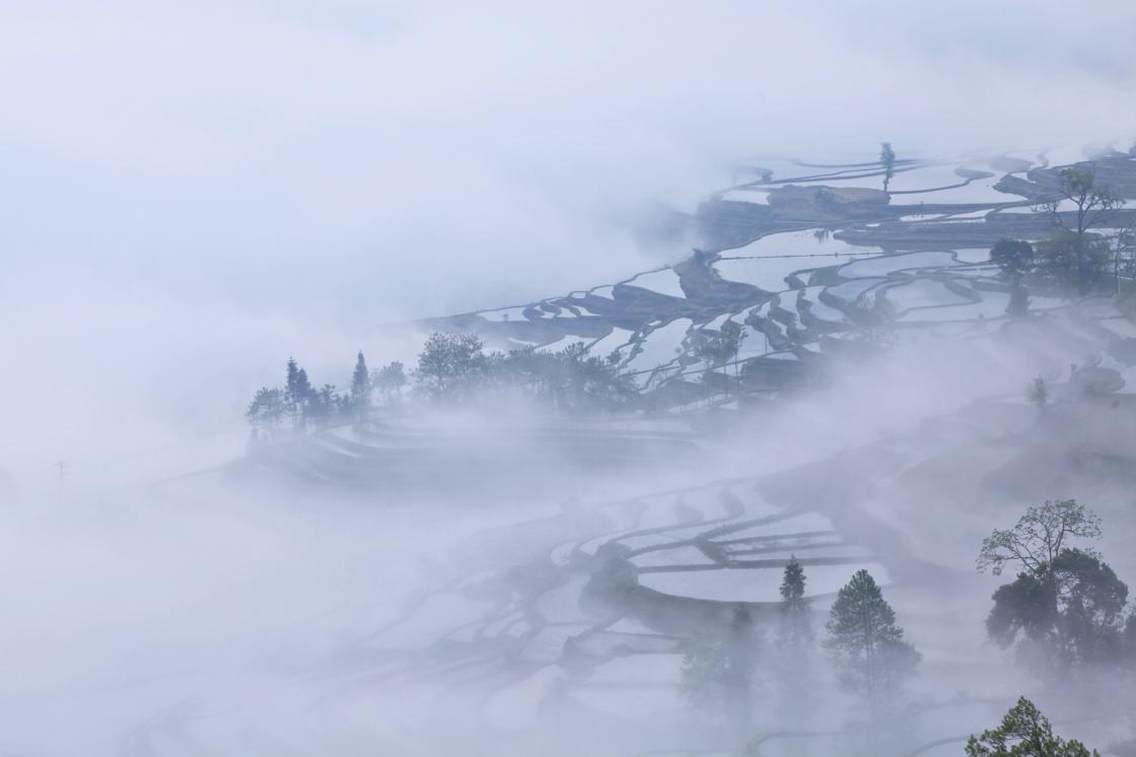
[987,572,1057,650]
[965,697,1098,756]
[780,556,806,602]
[986,548,1128,673]
[979,501,1124,675]
[991,239,1036,315]
[992,239,1036,281]
[779,556,811,646]
[824,569,919,712]
[1051,549,1128,663]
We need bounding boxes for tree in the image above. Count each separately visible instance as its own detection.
[692,321,747,399]
[965,697,1098,756]
[880,142,897,192]
[992,239,1037,281]
[350,351,371,419]
[414,332,489,401]
[980,502,1125,674]
[681,607,759,730]
[1038,165,1124,295]
[977,500,1102,577]
[1027,377,1049,414]
[781,556,807,603]
[284,357,314,428]
[824,569,919,714]
[305,384,342,428]
[373,361,407,404]
[991,239,1036,316]
[780,556,810,643]
[985,548,1128,673]
[245,387,285,431]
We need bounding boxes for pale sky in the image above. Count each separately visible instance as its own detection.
[2,0,1134,480]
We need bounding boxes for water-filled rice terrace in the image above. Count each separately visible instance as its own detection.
[424,148,1136,396]
[346,475,892,731]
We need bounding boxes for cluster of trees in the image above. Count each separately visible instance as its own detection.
[246,353,380,434]
[689,320,746,398]
[991,165,1133,307]
[246,332,637,434]
[681,557,918,731]
[679,499,1136,751]
[977,499,1136,678]
[412,332,636,412]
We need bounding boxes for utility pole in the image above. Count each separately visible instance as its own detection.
[56,459,67,501]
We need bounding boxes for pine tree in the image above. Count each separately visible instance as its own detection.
[781,556,806,602]
[284,357,313,428]
[774,556,815,730]
[780,556,810,643]
[966,697,1098,756]
[824,569,919,715]
[350,351,371,418]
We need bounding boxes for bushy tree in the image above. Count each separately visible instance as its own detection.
[246,387,285,431]
[977,500,1102,577]
[414,332,489,401]
[965,697,1098,756]
[987,548,1128,672]
[305,384,343,428]
[1038,165,1124,295]
[991,239,1036,316]
[479,342,635,413]
[824,569,919,714]
[979,501,1128,674]
[691,321,747,399]
[373,361,407,403]
[992,239,1037,281]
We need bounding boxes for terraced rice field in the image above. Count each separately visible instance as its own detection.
[422,151,1136,398]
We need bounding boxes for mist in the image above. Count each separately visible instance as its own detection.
[5,2,1136,755]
